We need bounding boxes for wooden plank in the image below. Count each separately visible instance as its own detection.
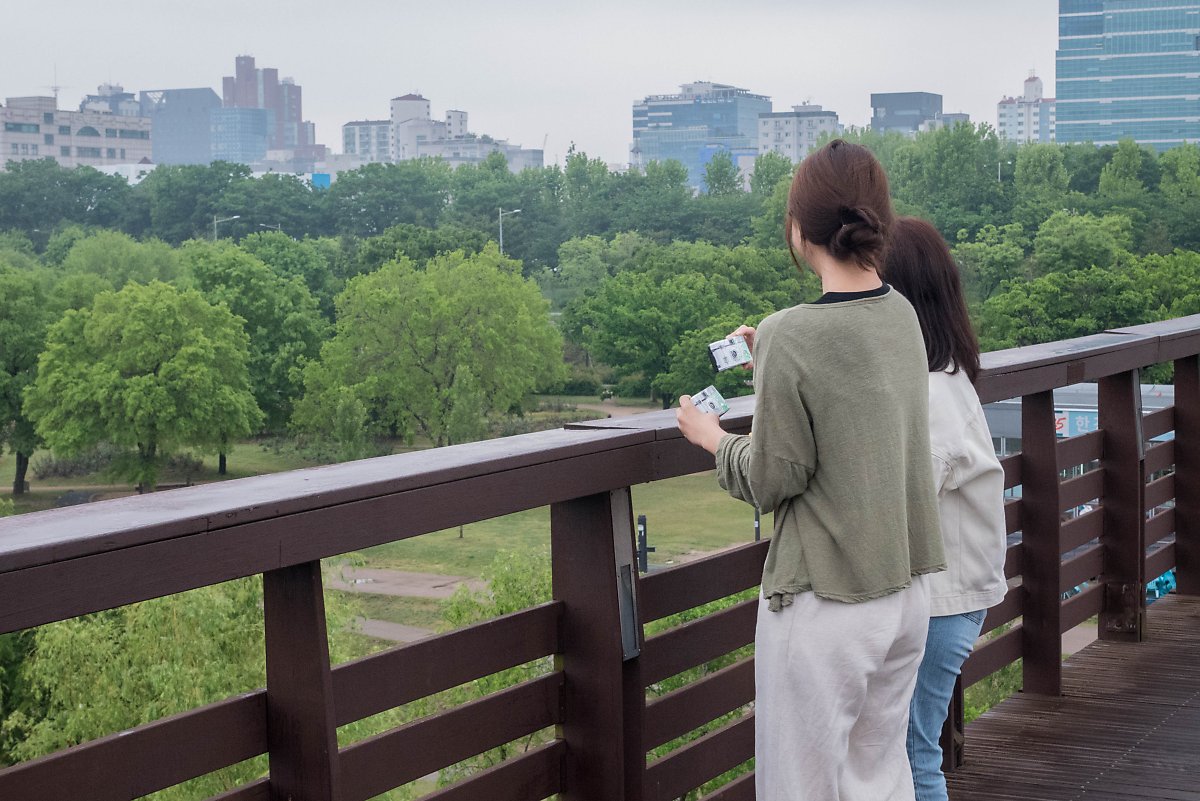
[1060,469,1104,513]
[1004,541,1023,580]
[1001,455,1022,490]
[1057,430,1104,471]
[1177,355,1200,595]
[641,599,757,686]
[1145,474,1175,512]
[1143,407,1174,441]
[644,658,754,750]
[339,673,563,801]
[1146,542,1176,581]
[1020,390,1063,695]
[1061,545,1103,593]
[331,602,560,727]
[963,626,1023,688]
[207,780,270,801]
[551,491,638,801]
[1098,370,1147,643]
[1145,440,1175,476]
[1061,509,1103,554]
[0,426,654,574]
[262,562,341,801]
[643,716,754,801]
[419,741,565,801]
[699,772,755,801]
[0,445,653,635]
[639,541,768,624]
[1061,584,1103,632]
[1147,508,1176,545]
[0,693,265,801]
[982,587,1023,636]
[1005,500,1023,536]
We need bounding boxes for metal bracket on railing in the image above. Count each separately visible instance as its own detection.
[611,489,642,661]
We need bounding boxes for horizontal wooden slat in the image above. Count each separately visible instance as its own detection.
[332,602,561,726]
[963,626,1023,687]
[643,715,754,801]
[1001,455,1022,490]
[0,692,266,801]
[339,673,563,801]
[1057,430,1104,471]
[639,540,768,624]
[1061,545,1103,593]
[1145,440,1175,476]
[1060,509,1103,554]
[700,771,755,801]
[1142,406,1174,441]
[1147,508,1177,544]
[1145,474,1175,512]
[1004,541,1023,580]
[644,658,755,750]
[1005,500,1023,536]
[0,445,649,635]
[642,600,757,686]
[1060,584,1103,632]
[419,740,564,801]
[1060,469,1104,513]
[1146,541,1177,579]
[206,780,269,801]
[982,587,1023,636]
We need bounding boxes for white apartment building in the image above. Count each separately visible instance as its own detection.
[997,74,1056,144]
[758,103,839,161]
[1,96,152,171]
[380,93,542,171]
[341,120,391,162]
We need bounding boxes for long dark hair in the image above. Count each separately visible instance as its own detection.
[881,216,981,383]
[785,139,894,271]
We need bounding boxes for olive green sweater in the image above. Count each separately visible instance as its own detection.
[716,289,946,608]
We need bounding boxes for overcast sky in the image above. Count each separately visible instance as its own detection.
[4,0,1058,165]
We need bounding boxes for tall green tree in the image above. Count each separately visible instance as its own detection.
[1031,211,1133,276]
[294,245,563,449]
[324,159,451,236]
[0,263,55,494]
[24,282,262,488]
[703,151,743,196]
[749,151,793,199]
[135,162,253,244]
[183,241,328,437]
[951,224,1029,303]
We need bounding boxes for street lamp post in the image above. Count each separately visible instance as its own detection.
[258,223,282,232]
[498,207,521,255]
[997,160,1013,183]
[212,214,241,240]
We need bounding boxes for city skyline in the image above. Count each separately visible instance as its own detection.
[4,0,1057,166]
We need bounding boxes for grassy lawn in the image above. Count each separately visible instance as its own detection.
[336,591,447,630]
[363,471,769,578]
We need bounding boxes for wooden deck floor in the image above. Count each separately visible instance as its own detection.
[948,594,1200,800]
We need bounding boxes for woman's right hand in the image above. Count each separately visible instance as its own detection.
[731,325,756,368]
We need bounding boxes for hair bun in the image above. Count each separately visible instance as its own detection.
[829,206,885,262]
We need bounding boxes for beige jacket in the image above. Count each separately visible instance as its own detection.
[927,368,1009,617]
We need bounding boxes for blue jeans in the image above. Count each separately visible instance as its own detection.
[906,610,985,801]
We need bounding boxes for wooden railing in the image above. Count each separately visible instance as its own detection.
[0,315,1197,800]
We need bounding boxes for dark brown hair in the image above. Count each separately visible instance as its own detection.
[785,139,894,271]
[881,216,981,383]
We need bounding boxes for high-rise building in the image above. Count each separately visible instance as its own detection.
[758,103,839,162]
[210,107,269,165]
[1,95,151,171]
[997,74,1056,144]
[382,95,542,171]
[342,120,391,162]
[920,112,972,133]
[870,92,942,134]
[222,55,323,161]
[1056,0,1200,150]
[140,88,222,165]
[631,81,772,189]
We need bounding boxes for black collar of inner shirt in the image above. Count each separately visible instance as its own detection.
[811,283,891,305]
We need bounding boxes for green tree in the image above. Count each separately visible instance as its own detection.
[183,241,328,437]
[0,159,131,233]
[135,162,253,244]
[238,230,339,318]
[324,159,452,237]
[354,222,489,275]
[211,173,324,240]
[1097,138,1150,207]
[56,229,184,298]
[653,315,759,407]
[703,151,743,196]
[23,282,263,489]
[951,223,1029,303]
[749,151,793,199]
[0,263,55,494]
[1031,211,1133,276]
[1012,144,1075,232]
[295,245,563,448]
[1155,143,1200,250]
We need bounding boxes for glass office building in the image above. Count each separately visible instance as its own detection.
[1057,0,1200,150]
[631,82,771,190]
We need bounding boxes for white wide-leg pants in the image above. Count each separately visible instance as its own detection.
[754,575,930,801]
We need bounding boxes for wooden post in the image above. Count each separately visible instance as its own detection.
[551,488,643,801]
[1176,356,1200,595]
[939,677,965,772]
[1098,369,1147,641]
[263,561,342,801]
[1021,390,1063,695]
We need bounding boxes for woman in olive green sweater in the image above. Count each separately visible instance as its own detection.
[677,140,945,801]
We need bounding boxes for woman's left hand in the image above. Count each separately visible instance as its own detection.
[676,395,727,455]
